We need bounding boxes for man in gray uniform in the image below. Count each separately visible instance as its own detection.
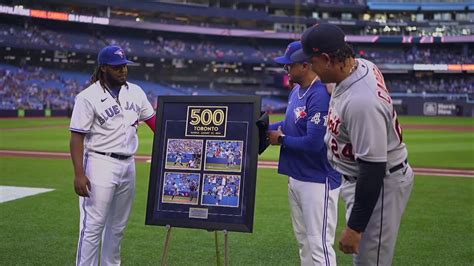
[292,24,414,265]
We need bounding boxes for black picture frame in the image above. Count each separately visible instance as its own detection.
[146,96,261,233]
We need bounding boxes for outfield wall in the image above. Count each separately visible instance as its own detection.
[392,97,474,117]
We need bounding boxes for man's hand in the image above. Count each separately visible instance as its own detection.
[267,126,284,145]
[339,226,362,254]
[74,174,91,197]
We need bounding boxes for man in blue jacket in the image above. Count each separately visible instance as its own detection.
[268,41,341,265]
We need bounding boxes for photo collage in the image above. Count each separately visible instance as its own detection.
[162,139,243,208]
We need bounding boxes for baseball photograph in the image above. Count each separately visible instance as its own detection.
[201,174,241,207]
[164,138,203,170]
[0,0,473,265]
[204,140,244,172]
[161,172,200,205]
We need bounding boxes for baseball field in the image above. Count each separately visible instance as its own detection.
[0,115,473,265]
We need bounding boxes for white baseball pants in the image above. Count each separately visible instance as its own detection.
[76,152,136,266]
[289,176,340,266]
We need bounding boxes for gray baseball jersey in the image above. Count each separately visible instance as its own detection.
[324,58,414,266]
[324,58,407,176]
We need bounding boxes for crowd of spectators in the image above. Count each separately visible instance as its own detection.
[1,23,285,63]
[0,66,84,110]
[2,23,471,65]
[356,46,470,65]
[0,64,286,111]
[167,139,203,156]
[0,24,98,52]
[1,64,472,112]
[386,76,474,94]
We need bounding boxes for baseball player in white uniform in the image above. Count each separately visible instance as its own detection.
[227,152,235,167]
[294,24,414,265]
[216,185,224,205]
[171,182,179,200]
[174,153,184,166]
[69,45,156,266]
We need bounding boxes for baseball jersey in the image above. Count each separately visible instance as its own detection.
[324,58,407,177]
[272,80,341,189]
[70,81,155,156]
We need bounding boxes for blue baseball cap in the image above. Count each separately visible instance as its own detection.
[291,23,347,62]
[98,45,134,65]
[274,41,306,65]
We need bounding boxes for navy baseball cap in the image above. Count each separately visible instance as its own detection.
[98,45,134,65]
[291,24,347,62]
[274,41,306,64]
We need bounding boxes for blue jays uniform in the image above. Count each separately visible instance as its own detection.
[270,79,342,265]
[271,80,341,188]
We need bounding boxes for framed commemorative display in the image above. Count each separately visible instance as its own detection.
[146,96,261,233]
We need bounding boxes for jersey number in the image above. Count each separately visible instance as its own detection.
[393,109,403,143]
[330,139,355,161]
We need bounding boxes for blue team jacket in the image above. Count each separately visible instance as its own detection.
[270,81,341,190]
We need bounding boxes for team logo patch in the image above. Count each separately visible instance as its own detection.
[294,106,307,123]
[114,49,124,58]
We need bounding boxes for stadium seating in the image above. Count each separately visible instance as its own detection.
[0,63,288,111]
[1,22,470,65]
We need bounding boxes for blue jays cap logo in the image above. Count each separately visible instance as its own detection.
[114,49,125,58]
[98,45,134,65]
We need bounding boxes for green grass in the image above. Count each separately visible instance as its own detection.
[1,116,473,169]
[0,157,473,265]
[258,136,474,168]
[1,116,472,128]
[0,127,71,152]
[0,117,473,264]
[0,117,69,129]
[404,130,474,169]
[0,115,474,168]
[264,115,474,167]
[162,195,199,205]
[204,163,241,171]
[398,116,474,126]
